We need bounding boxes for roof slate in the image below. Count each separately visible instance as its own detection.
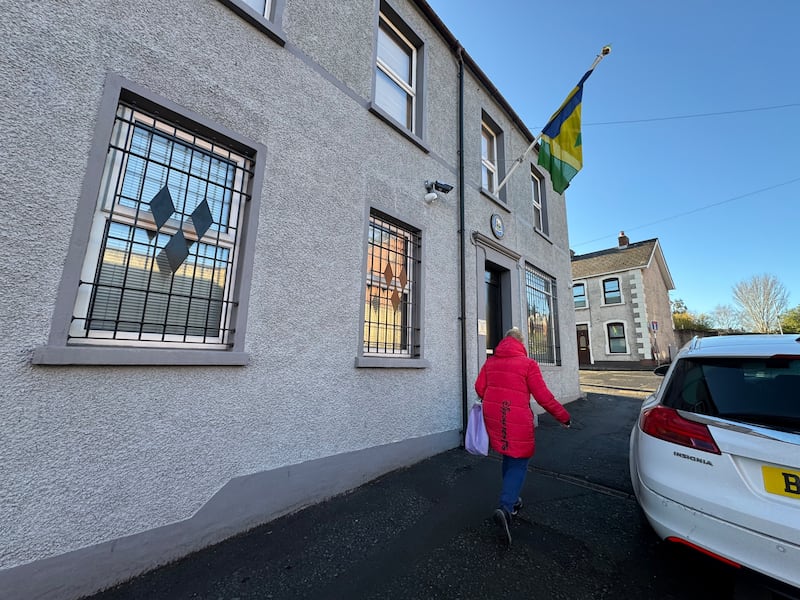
[571,239,658,279]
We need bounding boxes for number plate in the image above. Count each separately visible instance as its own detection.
[762,465,800,499]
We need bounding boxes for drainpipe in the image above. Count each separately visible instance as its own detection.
[456,45,468,437]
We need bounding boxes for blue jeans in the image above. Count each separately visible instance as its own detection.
[499,455,530,513]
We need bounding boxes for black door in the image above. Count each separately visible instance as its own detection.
[485,268,503,355]
[577,324,591,365]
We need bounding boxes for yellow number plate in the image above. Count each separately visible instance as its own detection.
[762,465,800,499]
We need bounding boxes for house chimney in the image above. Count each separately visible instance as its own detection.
[618,231,629,248]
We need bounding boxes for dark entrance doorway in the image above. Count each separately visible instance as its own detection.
[576,324,591,365]
[485,268,504,355]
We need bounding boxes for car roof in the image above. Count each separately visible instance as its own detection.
[679,334,800,358]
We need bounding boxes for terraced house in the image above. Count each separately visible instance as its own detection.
[1,1,581,597]
[572,232,677,369]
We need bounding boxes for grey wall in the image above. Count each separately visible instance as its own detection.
[0,1,580,597]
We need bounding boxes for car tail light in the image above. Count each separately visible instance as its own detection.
[640,406,721,454]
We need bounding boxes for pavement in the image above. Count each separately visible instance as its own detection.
[577,368,662,397]
[82,371,719,600]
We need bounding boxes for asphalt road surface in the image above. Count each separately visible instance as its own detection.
[82,378,795,600]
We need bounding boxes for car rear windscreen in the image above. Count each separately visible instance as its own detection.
[662,356,800,431]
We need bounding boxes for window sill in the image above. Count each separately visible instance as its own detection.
[217,0,286,46]
[368,103,430,153]
[32,345,250,366]
[355,356,430,369]
[533,227,553,244]
[480,188,509,211]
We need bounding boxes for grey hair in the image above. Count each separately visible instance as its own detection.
[505,327,524,342]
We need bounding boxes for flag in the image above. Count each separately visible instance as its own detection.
[537,68,596,194]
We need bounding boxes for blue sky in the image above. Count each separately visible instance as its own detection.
[426,0,799,318]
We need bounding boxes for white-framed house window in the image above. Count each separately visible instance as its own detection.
[357,209,428,368]
[607,322,628,354]
[525,265,561,365]
[531,167,547,233]
[216,0,286,45]
[241,0,273,18]
[603,277,623,304]
[33,74,265,366]
[375,11,417,132]
[481,122,498,194]
[573,283,587,309]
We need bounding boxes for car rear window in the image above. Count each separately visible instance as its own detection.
[662,356,800,431]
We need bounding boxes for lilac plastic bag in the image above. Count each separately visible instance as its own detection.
[465,402,489,456]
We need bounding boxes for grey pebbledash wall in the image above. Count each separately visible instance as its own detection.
[0,1,580,598]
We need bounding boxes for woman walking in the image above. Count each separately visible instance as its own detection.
[474,327,571,546]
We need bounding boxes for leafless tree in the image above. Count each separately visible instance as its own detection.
[711,304,740,332]
[732,274,789,333]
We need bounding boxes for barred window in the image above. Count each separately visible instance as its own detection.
[70,102,253,348]
[363,211,421,357]
[525,265,561,365]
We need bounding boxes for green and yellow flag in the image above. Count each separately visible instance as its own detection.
[537,68,596,194]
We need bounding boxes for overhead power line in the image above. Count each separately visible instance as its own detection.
[572,176,800,248]
[584,103,800,126]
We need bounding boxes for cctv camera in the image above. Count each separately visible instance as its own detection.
[424,192,438,203]
[433,181,454,194]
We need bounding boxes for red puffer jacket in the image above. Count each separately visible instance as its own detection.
[474,336,570,458]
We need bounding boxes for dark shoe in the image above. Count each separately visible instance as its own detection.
[493,508,512,547]
[511,497,523,516]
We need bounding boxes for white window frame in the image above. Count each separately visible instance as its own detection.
[481,122,498,194]
[241,0,273,18]
[375,13,417,132]
[531,168,544,231]
[32,74,265,366]
[216,0,286,45]
[71,106,246,349]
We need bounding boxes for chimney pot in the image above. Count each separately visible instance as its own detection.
[618,231,629,248]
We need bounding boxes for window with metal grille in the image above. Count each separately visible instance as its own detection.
[363,211,420,356]
[70,102,253,348]
[525,265,561,365]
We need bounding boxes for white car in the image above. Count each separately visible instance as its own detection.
[629,334,800,591]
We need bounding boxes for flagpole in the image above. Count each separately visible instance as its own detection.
[493,45,611,196]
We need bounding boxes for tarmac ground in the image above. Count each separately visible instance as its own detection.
[79,372,792,600]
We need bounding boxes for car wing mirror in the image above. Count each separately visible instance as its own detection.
[653,364,670,377]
